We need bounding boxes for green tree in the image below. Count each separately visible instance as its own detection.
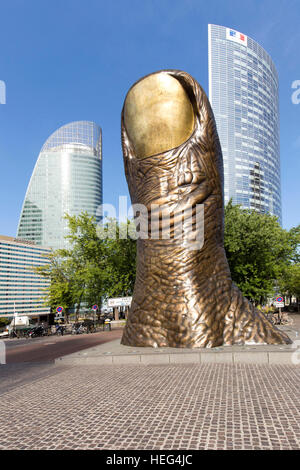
[65,214,136,302]
[279,264,300,309]
[34,252,75,322]
[61,213,107,318]
[35,213,137,319]
[100,219,137,297]
[0,318,10,329]
[224,200,299,304]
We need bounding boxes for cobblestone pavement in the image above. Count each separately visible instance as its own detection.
[0,363,68,395]
[0,363,299,450]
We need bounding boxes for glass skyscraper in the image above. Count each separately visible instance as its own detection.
[17,121,102,249]
[208,24,282,222]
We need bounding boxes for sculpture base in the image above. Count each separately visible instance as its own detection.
[56,322,298,366]
[121,282,291,348]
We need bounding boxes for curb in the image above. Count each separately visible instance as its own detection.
[55,350,299,366]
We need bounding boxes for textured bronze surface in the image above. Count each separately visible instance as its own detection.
[121,70,291,348]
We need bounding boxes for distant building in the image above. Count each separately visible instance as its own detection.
[17,121,102,249]
[208,24,282,222]
[0,235,50,319]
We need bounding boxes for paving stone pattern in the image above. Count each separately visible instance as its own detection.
[0,363,299,450]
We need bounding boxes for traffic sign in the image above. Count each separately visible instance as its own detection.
[275,296,284,308]
[56,306,63,313]
[92,304,98,311]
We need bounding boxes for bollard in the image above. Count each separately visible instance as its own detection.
[0,340,6,364]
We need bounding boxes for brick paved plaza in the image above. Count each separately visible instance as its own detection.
[0,362,299,450]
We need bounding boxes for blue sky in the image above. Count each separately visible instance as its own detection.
[0,0,299,236]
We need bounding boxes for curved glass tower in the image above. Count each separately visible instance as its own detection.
[208,25,282,222]
[17,121,102,249]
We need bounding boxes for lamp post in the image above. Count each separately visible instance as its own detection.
[13,301,17,336]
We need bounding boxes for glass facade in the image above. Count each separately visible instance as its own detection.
[17,121,102,249]
[208,24,282,222]
[0,235,50,317]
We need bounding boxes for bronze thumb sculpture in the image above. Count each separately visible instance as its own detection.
[121,70,291,348]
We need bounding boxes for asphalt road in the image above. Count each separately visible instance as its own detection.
[2,328,123,364]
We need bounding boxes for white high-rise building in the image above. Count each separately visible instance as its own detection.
[0,235,50,318]
[208,24,282,222]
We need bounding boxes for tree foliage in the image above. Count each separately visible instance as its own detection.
[278,264,300,303]
[224,200,300,303]
[35,213,136,318]
[34,252,74,320]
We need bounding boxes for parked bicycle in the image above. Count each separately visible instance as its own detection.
[55,324,65,336]
[9,329,18,339]
[28,325,48,338]
[71,323,86,335]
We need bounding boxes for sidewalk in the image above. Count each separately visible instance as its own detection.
[1,317,299,450]
[0,361,299,449]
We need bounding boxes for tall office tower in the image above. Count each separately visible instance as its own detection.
[17,121,102,249]
[208,24,282,221]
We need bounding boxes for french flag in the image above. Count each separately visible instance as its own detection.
[230,30,245,41]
